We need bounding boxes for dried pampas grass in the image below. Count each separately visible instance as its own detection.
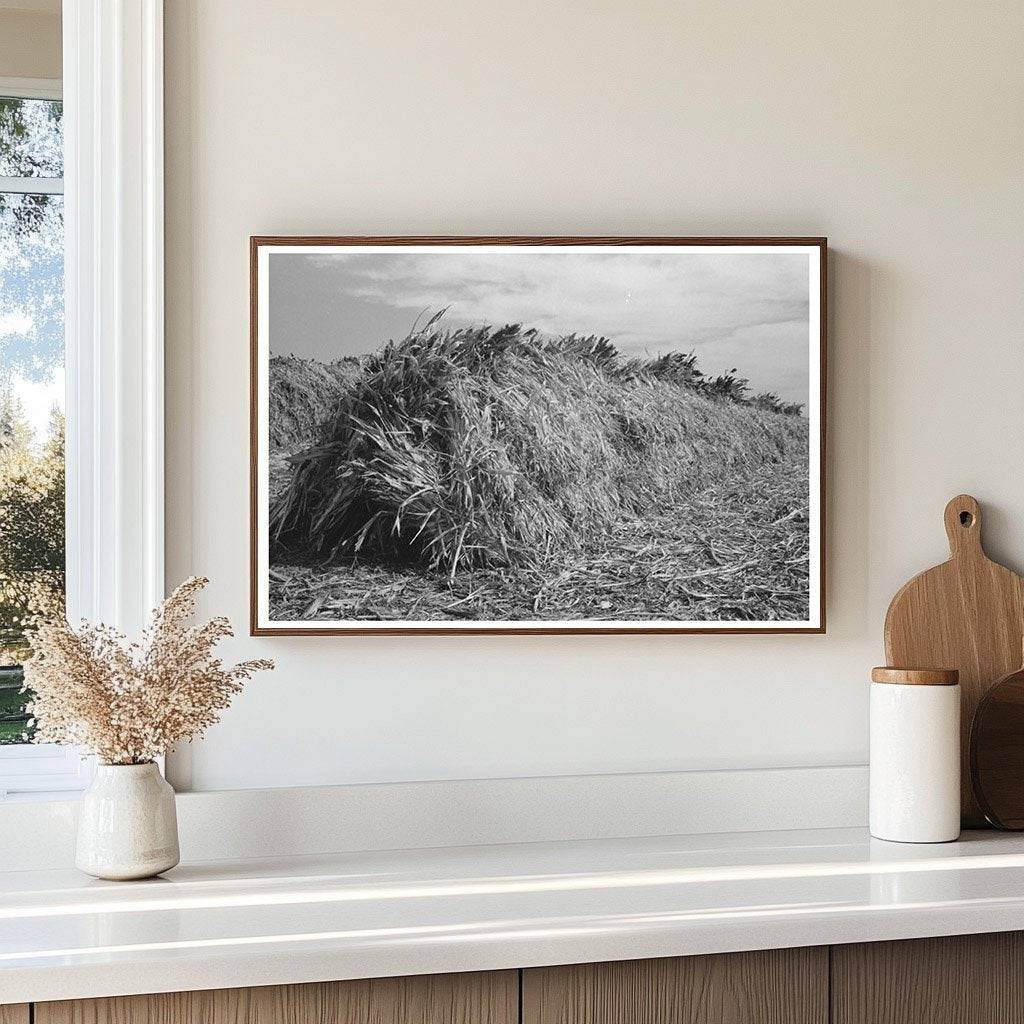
[22,576,273,765]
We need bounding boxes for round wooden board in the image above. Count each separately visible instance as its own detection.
[970,664,1024,829]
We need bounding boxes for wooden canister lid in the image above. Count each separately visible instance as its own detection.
[871,666,959,686]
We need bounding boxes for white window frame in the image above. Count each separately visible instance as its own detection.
[0,0,164,799]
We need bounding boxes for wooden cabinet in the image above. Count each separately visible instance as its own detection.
[34,971,517,1024]
[23,932,1024,1024]
[832,932,1024,1024]
[522,948,827,1024]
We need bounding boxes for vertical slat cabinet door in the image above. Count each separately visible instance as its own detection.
[0,1006,29,1024]
[832,933,1024,1024]
[522,948,828,1024]
[34,971,519,1024]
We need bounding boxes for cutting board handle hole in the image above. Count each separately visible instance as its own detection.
[944,495,983,555]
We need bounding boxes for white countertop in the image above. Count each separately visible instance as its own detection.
[4,826,1024,1004]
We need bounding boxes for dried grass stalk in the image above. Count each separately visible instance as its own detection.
[22,577,273,765]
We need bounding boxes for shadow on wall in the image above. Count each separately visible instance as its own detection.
[826,249,873,636]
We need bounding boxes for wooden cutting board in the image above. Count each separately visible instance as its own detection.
[884,494,1024,826]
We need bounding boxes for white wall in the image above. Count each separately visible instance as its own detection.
[164,0,1024,792]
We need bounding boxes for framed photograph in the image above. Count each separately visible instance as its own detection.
[251,237,826,635]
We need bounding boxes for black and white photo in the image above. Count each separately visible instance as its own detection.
[251,238,825,633]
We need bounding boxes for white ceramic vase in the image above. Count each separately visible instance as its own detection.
[76,762,180,880]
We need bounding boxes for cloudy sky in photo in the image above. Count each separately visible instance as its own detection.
[268,249,812,405]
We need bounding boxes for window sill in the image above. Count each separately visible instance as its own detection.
[0,744,93,799]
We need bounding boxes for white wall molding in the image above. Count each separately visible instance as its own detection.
[0,765,868,870]
[63,0,164,636]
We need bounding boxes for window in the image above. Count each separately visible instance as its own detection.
[0,80,83,796]
[0,4,166,799]
[0,88,66,738]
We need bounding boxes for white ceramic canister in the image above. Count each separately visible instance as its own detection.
[870,667,961,843]
[76,762,180,880]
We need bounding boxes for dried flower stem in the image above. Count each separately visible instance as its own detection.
[23,577,273,765]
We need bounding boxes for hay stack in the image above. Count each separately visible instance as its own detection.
[271,326,807,575]
[269,355,361,449]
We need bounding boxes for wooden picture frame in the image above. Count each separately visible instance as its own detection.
[251,236,827,635]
